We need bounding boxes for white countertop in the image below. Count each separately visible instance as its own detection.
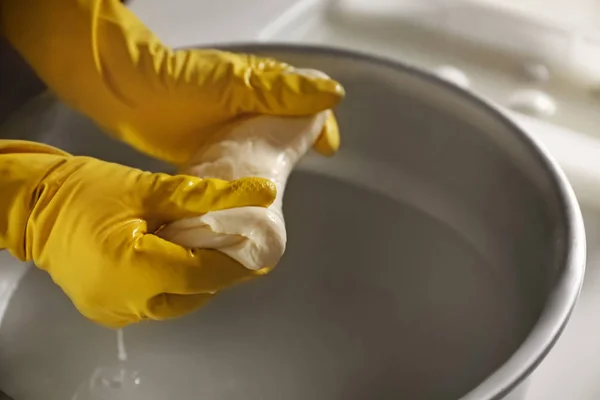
[128,1,600,399]
[129,0,298,47]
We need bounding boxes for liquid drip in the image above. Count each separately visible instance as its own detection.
[71,330,142,400]
[116,329,127,362]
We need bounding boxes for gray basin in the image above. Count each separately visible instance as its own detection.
[0,43,585,400]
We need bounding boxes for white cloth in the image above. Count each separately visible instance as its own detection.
[158,72,329,270]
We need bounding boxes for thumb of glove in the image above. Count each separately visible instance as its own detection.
[141,173,278,225]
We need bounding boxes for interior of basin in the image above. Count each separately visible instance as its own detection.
[0,46,570,400]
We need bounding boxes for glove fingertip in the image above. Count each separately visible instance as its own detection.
[82,310,133,329]
[231,177,277,207]
[314,85,345,113]
[313,112,341,156]
[146,293,214,321]
[291,76,345,113]
[249,70,345,115]
[314,135,339,156]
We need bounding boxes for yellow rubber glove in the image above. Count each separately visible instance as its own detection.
[0,140,277,328]
[0,0,344,166]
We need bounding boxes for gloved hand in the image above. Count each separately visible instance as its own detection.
[0,140,277,328]
[0,0,344,166]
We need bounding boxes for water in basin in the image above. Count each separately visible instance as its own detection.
[0,169,533,400]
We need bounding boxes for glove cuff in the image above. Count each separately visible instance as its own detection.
[0,140,71,260]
